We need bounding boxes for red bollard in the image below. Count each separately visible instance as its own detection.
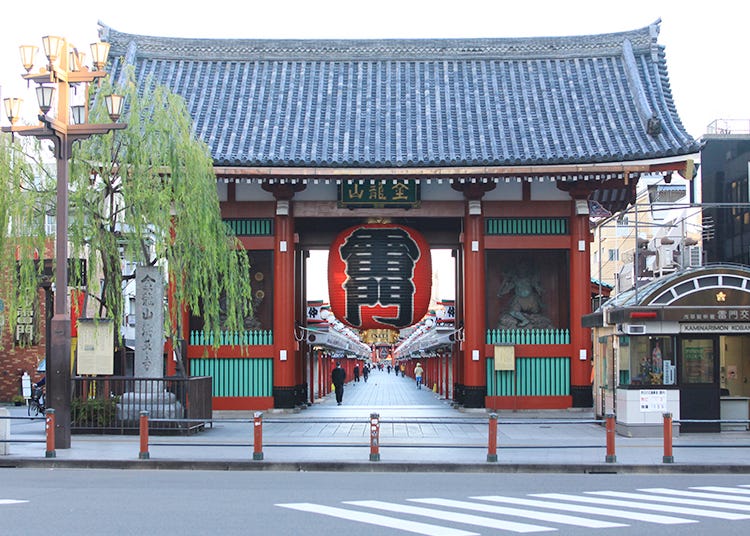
[139,411,150,460]
[45,408,56,458]
[663,412,674,463]
[253,412,264,460]
[605,413,616,463]
[487,413,498,462]
[369,413,380,461]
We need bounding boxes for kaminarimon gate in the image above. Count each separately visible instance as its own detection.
[103,21,701,410]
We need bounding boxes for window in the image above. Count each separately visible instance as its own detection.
[616,215,630,237]
[608,249,620,261]
[680,338,715,383]
[618,336,675,386]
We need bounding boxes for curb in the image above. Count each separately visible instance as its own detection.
[2,458,750,473]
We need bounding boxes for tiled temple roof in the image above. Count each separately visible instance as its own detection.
[102,21,700,169]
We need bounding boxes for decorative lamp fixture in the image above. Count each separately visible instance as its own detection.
[70,105,86,125]
[69,48,85,72]
[35,85,55,114]
[19,45,38,72]
[41,35,64,69]
[3,97,23,124]
[90,41,111,71]
[104,93,124,122]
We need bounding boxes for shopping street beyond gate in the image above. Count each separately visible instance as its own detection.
[3,367,750,471]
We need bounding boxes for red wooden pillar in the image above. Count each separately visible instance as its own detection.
[569,194,593,407]
[265,185,303,409]
[461,192,489,408]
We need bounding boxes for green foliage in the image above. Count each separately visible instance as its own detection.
[0,71,254,351]
[71,395,119,427]
[0,134,54,346]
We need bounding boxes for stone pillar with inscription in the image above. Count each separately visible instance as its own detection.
[118,266,182,420]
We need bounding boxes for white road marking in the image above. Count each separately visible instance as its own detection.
[408,497,626,528]
[529,493,699,525]
[276,502,478,536]
[0,500,28,505]
[345,499,554,533]
[639,487,750,503]
[472,495,693,525]
[691,486,750,496]
[584,491,750,520]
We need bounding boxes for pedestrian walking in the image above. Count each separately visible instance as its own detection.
[362,364,370,382]
[414,362,424,389]
[331,362,346,405]
[353,364,360,382]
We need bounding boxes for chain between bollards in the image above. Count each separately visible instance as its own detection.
[139,411,150,459]
[45,408,56,458]
[253,412,264,460]
[487,413,498,462]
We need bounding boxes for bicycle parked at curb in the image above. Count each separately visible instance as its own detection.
[28,385,45,416]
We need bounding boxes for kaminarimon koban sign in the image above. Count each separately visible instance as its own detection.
[328,223,431,330]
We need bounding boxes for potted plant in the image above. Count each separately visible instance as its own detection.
[11,395,26,406]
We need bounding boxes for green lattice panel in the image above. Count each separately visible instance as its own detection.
[486,357,570,396]
[190,357,273,397]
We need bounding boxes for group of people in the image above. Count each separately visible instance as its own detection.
[330,361,425,405]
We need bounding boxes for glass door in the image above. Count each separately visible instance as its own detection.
[679,337,719,432]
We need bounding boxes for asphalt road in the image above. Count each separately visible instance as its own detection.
[2,469,750,535]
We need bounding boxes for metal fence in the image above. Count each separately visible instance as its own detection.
[71,376,212,434]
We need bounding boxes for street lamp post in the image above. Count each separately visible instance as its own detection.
[2,36,126,448]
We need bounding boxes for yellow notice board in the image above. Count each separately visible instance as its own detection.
[76,319,114,375]
[494,345,515,370]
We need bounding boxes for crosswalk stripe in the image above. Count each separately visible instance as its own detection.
[639,487,750,503]
[345,500,554,533]
[471,495,692,525]
[0,500,28,505]
[692,486,750,496]
[584,492,750,520]
[529,493,697,525]
[408,497,626,528]
[276,503,478,536]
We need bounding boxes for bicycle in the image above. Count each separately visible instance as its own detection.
[28,386,45,416]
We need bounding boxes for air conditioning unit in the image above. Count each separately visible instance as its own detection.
[625,324,646,335]
[688,245,703,267]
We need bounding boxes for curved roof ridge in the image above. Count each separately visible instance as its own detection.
[99,21,659,61]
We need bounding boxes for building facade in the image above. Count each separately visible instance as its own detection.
[88,22,701,410]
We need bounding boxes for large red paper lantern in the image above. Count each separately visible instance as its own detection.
[328,223,432,330]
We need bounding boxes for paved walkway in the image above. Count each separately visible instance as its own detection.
[3,368,750,471]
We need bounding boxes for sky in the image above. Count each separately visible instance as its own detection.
[2,0,748,301]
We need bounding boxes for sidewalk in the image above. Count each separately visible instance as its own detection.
[3,368,750,472]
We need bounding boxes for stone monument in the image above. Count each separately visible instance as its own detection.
[117,265,183,421]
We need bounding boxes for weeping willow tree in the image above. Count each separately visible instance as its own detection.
[0,134,53,348]
[0,73,254,355]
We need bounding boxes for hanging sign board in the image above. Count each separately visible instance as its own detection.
[338,180,420,209]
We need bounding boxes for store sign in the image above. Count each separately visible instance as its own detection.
[328,223,431,330]
[680,323,750,333]
[338,180,420,208]
[639,389,667,412]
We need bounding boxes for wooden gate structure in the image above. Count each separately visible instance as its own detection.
[104,21,700,410]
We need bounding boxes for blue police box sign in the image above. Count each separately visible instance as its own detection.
[328,223,432,330]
